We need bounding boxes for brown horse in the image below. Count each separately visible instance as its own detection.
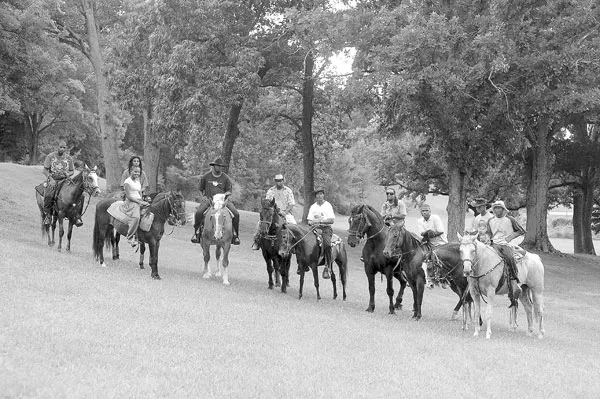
[92,191,186,279]
[278,223,348,301]
[258,198,290,292]
[36,166,101,252]
[347,205,406,314]
[200,194,233,285]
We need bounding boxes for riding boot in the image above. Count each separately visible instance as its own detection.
[322,246,332,279]
[509,279,521,307]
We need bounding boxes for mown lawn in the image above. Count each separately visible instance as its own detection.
[1,162,599,398]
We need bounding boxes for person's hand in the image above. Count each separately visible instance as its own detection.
[140,200,149,207]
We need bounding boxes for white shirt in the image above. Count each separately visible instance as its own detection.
[417,214,447,246]
[488,216,515,245]
[472,211,493,233]
[307,201,335,223]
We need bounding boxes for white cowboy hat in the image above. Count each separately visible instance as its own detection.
[491,200,508,211]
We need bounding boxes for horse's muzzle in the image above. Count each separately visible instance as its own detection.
[93,188,101,196]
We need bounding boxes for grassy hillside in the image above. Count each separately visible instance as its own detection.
[1,162,600,398]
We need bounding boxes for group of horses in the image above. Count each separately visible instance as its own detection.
[36,173,545,339]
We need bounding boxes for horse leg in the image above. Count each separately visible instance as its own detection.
[330,266,338,300]
[57,216,65,252]
[338,259,347,301]
[311,265,321,301]
[483,290,495,339]
[280,256,290,294]
[470,284,481,336]
[298,263,306,300]
[394,274,406,310]
[221,244,230,285]
[413,276,425,320]
[66,220,74,252]
[138,242,146,269]
[215,245,222,277]
[49,217,56,247]
[149,241,161,280]
[366,270,376,312]
[202,243,211,279]
[531,287,545,339]
[274,256,281,288]
[385,272,395,315]
[265,255,275,290]
[114,233,120,260]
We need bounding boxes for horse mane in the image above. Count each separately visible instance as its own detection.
[351,204,384,224]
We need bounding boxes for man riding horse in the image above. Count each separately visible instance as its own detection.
[191,157,240,245]
[307,188,335,280]
[42,140,80,227]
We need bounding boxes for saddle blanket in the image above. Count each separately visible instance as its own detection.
[107,201,154,232]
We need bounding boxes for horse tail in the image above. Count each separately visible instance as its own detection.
[93,213,102,262]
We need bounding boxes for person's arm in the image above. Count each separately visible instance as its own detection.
[199,174,206,197]
[66,157,74,177]
[286,188,295,214]
[398,201,407,217]
[43,154,52,179]
[223,175,233,193]
[120,170,128,187]
[124,180,147,205]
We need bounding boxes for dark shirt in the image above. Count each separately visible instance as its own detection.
[200,171,232,199]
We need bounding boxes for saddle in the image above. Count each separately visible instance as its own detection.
[312,229,342,266]
[107,201,154,232]
[35,179,68,197]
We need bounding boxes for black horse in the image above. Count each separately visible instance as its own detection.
[258,198,291,292]
[425,243,473,321]
[35,166,101,251]
[347,205,406,314]
[92,191,186,279]
[278,223,348,301]
[382,223,427,320]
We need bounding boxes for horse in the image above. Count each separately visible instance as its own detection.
[258,198,290,292]
[35,165,101,252]
[458,233,545,339]
[424,243,473,325]
[382,223,428,320]
[200,193,234,285]
[278,223,348,301]
[92,191,186,279]
[347,205,406,314]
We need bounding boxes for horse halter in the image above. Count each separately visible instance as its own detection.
[259,205,278,233]
[166,193,186,226]
[460,241,478,275]
[348,212,370,240]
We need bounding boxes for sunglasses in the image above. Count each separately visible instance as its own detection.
[386,192,395,195]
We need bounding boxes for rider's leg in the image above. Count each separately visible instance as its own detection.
[499,245,522,307]
[126,214,140,247]
[191,201,209,243]
[227,202,240,245]
[43,179,57,225]
[322,227,333,279]
[251,220,261,250]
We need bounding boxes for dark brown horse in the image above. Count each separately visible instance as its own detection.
[278,223,348,301]
[36,166,101,252]
[92,191,186,279]
[424,243,473,323]
[258,198,290,292]
[347,205,406,314]
[382,223,427,320]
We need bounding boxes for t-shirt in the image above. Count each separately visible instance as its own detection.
[44,152,74,177]
[307,201,335,223]
[417,214,447,246]
[381,201,407,219]
[472,211,493,232]
[488,216,516,245]
[200,170,233,200]
[120,169,149,192]
[265,185,295,213]
[124,177,142,203]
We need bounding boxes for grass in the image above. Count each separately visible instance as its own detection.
[1,162,600,398]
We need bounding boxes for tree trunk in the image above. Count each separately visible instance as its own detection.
[581,182,597,255]
[521,121,556,252]
[301,51,315,222]
[446,165,469,242]
[221,99,243,174]
[26,112,41,165]
[142,105,160,193]
[82,0,121,193]
[573,188,585,253]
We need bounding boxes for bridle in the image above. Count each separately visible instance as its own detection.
[348,211,384,241]
[259,205,280,236]
[279,225,315,256]
[166,192,186,227]
[385,224,419,261]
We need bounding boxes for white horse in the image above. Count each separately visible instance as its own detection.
[200,193,233,285]
[458,233,545,339]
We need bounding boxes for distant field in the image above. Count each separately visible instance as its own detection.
[1,162,600,398]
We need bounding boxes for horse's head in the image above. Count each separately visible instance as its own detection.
[212,193,227,210]
[277,225,294,258]
[383,222,406,258]
[458,233,478,277]
[83,165,101,196]
[166,191,186,226]
[259,197,281,235]
[347,205,371,247]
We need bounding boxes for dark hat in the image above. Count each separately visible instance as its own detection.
[472,198,488,207]
[314,188,325,195]
[209,157,228,167]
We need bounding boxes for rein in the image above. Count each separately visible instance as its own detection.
[463,242,504,304]
[282,226,316,255]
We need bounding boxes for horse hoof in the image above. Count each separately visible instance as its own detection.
[139,265,145,270]
[394,303,402,310]
[215,271,222,277]
[223,280,230,286]
[152,274,161,280]
[57,248,62,253]
[275,282,281,287]
[113,256,119,260]
[202,273,211,279]
[268,284,274,290]
[366,307,375,313]
[100,263,107,268]
[281,288,287,294]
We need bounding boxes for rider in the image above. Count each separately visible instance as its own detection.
[487,200,525,307]
[42,140,76,226]
[190,158,240,245]
[251,174,296,250]
[307,188,335,279]
[381,187,407,225]
[471,198,493,244]
[417,203,447,286]
[121,165,150,247]
[120,156,149,195]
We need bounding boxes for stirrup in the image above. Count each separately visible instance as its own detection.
[232,235,240,245]
[322,267,330,279]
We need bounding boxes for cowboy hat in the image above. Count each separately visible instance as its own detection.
[472,198,488,207]
[491,200,508,211]
[314,188,325,195]
[209,157,228,167]
[274,174,284,181]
